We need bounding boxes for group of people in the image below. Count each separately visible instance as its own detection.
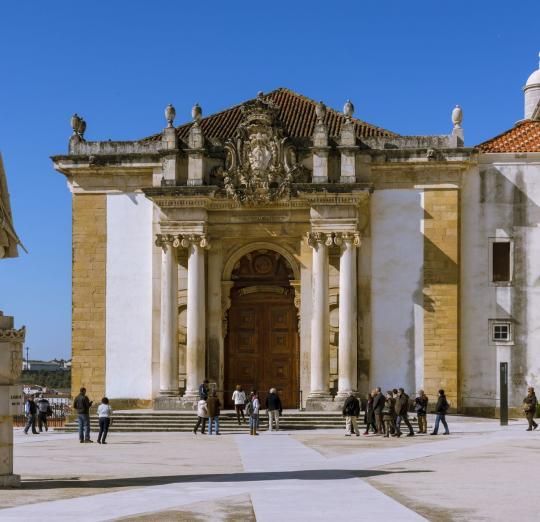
[73,387,113,444]
[343,388,450,437]
[194,381,282,436]
[23,394,52,434]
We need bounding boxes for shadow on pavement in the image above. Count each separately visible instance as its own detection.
[21,468,432,490]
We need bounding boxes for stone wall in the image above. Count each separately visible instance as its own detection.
[423,189,459,409]
[71,194,106,401]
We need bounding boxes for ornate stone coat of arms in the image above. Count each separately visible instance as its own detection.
[219,94,308,205]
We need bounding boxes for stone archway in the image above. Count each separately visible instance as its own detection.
[223,248,300,408]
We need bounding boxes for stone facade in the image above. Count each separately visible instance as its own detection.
[52,73,540,415]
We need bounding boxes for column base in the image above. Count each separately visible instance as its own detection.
[305,392,336,411]
[154,396,183,410]
[180,391,200,411]
[0,474,20,488]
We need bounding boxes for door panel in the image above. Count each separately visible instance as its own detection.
[225,293,298,408]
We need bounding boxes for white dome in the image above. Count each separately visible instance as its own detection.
[525,68,540,87]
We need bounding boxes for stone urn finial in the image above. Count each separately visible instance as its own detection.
[70,113,86,137]
[315,101,326,124]
[165,104,176,128]
[343,99,355,120]
[452,104,463,128]
[191,103,202,124]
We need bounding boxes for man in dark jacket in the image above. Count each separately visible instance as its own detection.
[23,395,39,435]
[73,387,93,443]
[342,392,360,436]
[395,388,414,437]
[265,388,283,432]
[199,380,209,401]
[415,390,429,434]
[206,391,221,435]
[372,387,384,435]
[523,387,538,431]
[430,389,450,435]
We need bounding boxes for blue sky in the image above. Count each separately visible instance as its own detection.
[0,1,539,360]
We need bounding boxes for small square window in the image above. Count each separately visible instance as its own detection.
[489,320,513,345]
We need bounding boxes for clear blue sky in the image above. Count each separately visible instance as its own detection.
[0,0,538,361]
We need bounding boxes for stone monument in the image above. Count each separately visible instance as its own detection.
[0,153,25,487]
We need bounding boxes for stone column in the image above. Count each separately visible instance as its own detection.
[0,313,25,487]
[335,232,360,398]
[157,235,179,396]
[182,235,209,404]
[306,232,333,407]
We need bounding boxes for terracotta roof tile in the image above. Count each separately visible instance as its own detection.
[143,88,397,143]
[477,120,540,153]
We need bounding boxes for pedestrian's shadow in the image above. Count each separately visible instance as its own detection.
[21,469,432,490]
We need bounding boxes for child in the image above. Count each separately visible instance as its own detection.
[97,397,112,444]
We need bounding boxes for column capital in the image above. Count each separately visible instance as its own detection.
[333,232,361,247]
[306,232,333,248]
[156,233,210,250]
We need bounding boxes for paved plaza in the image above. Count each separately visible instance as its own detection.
[0,415,538,521]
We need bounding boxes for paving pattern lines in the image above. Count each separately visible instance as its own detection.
[1,432,426,522]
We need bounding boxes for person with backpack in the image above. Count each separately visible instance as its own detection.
[97,397,113,444]
[382,390,396,438]
[206,391,221,435]
[342,391,360,436]
[23,395,39,435]
[193,397,208,434]
[395,388,414,437]
[36,394,51,432]
[430,389,450,435]
[523,387,538,431]
[232,385,247,425]
[415,390,429,434]
[246,390,260,436]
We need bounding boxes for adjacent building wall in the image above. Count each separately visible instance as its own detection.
[105,193,154,402]
[462,156,540,413]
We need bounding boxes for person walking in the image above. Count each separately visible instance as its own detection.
[523,387,538,431]
[199,380,209,401]
[23,395,39,435]
[73,387,93,443]
[193,397,208,434]
[36,394,51,433]
[247,391,260,436]
[206,391,221,435]
[382,391,395,438]
[342,391,360,437]
[430,389,450,435]
[97,397,112,444]
[415,390,429,434]
[395,388,414,437]
[363,390,377,435]
[372,387,385,435]
[265,388,283,432]
[232,385,247,425]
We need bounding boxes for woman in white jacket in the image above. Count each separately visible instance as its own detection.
[232,385,247,425]
[97,397,112,444]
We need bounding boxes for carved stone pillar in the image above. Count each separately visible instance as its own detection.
[157,235,179,396]
[311,101,330,184]
[335,232,361,398]
[181,234,210,403]
[306,232,333,407]
[339,101,359,183]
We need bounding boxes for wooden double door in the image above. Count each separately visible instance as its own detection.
[225,291,299,409]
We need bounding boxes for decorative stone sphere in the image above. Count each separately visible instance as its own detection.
[452,105,463,128]
[315,101,326,123]
[165,104,176,127]
[343,99,354,119]
[191,103,202,122]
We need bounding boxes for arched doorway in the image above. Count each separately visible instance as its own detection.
[224,249,299,408]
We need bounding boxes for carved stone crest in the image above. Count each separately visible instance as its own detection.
[218,93,309,206]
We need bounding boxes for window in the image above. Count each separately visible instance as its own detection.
[492,241,511,282]
[489,320,513,345]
